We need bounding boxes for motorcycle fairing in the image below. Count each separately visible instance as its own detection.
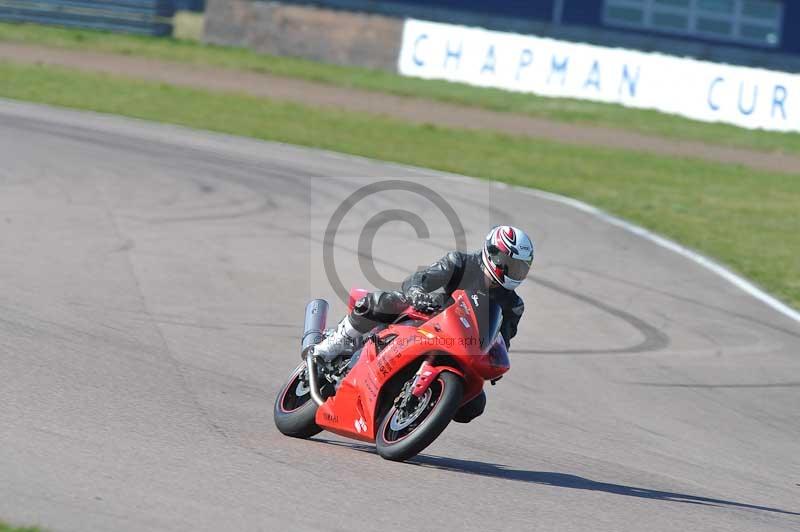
[315,290,510,442]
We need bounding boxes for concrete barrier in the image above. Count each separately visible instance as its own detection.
[204,0,402,71]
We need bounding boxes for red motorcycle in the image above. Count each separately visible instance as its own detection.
[274,288,511,461]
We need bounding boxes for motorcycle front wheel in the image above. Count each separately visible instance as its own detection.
[273,363,322,439]
[376,371,463,462]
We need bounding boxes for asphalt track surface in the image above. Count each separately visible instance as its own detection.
[1,100,798,532]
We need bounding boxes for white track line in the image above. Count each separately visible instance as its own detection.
[513,185,800,325]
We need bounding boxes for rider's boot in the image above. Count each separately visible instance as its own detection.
[453,391,486,423]
[311,316,362,363]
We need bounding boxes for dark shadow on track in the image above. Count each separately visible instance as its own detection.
[314,439,799,517]
[412,455,800,516]
[627,381,800,388]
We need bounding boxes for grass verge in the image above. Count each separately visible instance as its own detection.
[0,522,41,532]
[1,21,799,155]
[1,60,798,309]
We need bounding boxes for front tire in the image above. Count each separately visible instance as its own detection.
[273,363,322,439]
[376,371,463,462]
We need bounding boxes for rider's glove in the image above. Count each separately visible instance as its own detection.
[406,287,444,313]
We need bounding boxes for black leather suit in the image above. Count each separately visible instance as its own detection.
[349,251,525,347]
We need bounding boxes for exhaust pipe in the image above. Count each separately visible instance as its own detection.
[305,352,325,407]
[301,299,329,406]
[301,299,329,357]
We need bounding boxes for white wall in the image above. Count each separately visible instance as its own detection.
[398,18,800,133]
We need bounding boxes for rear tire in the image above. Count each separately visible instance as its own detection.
[376,371,463,462]
[273,363,322,439]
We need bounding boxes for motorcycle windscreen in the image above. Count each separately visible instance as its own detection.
[486,334,510,368]
[476,301,503,351]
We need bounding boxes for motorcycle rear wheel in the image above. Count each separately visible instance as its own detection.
[273,363,322,439]
[376,371,463,462]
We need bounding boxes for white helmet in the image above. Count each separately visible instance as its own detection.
[481,226,534,290]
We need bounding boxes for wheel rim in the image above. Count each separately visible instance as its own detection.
[295,379,310,397]
[279,365,312,413]
[389,388,432,431]
[382,378,444,443]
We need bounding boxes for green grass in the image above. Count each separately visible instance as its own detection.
[0,522,41,532]
[2,21,800,155]
[1,60,797,309]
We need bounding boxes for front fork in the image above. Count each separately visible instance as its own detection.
[410,355,437,398]
[407,356,466,401]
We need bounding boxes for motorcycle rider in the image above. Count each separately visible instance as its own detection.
[311,225,534,423]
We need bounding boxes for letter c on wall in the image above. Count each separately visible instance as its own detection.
[708,77,724,111]
[413,34,429,67]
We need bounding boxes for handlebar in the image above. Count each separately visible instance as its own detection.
[392,305,441,324]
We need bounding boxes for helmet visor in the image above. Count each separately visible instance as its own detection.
[488,249,532,282]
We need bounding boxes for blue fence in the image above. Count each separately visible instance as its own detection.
[174,0,203,12]
[260,0,556,38]
[0,0,176,36]
[259,0,556,22]
[266,0,553,21]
